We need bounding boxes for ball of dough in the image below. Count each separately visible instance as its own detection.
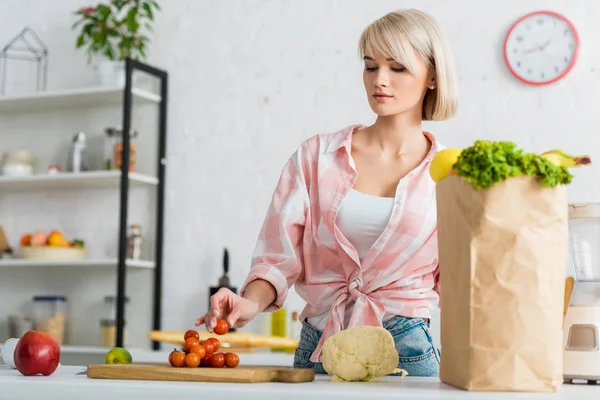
[321,326,403,382]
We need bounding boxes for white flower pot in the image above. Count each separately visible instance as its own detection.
[94,60,126,87]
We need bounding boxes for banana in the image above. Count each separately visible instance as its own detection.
[541,150,591,167]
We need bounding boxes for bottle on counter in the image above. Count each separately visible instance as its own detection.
[270,308,287,352]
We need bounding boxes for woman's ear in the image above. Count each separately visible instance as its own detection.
[428,75,437,90]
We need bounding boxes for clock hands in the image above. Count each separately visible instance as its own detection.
[523,39,552,54]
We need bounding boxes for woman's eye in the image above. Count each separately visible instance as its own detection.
[392,67,407,72]
[365,66,377,71]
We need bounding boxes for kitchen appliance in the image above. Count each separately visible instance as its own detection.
[563,202,600,384]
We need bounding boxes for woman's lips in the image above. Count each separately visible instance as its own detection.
[373,93,393,102]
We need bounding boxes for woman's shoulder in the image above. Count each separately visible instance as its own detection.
[423,130,448,155]
[295,124,366,156]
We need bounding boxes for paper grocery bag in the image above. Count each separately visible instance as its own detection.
[436,176,568,392]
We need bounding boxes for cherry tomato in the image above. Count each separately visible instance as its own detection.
[200,339,215,354]
[209,352,225,368]
[168,349,178,366]
[184,329,199,341]
[224,352,240,368]
[213,319,230,335]
[185,352,201,368]
[207,337,220,352]
[171,350,186,368]
[184,337,199,353]
[189,344,206,359]
[201,354,213,367]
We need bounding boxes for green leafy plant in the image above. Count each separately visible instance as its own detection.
[72,0,160,63]
[452,140,573,190]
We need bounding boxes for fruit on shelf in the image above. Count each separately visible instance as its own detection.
[20,234,32,247]
[19,230,86,261]
[29,231,48,246]
[47,232,70,247]
[21,230,84,248]
[14,330,61,376]
[104,347,133,364]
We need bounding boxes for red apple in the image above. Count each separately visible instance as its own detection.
[14,330,60,376]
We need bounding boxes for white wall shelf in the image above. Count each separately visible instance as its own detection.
[0,60,168,350]
[0,258,155,269]
[0,170,158,190]
[0,85,161,114]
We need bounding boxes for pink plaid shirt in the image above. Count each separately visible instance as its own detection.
[241,124,441,362]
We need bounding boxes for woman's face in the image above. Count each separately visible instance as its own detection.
[363,49,433,118]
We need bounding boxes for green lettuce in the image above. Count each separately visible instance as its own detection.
[452,140,573,190]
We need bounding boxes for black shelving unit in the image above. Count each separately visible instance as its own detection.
[115,57,168,351]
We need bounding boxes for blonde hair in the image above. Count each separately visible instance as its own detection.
[358,9,458,120]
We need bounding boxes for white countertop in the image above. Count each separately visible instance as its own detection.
[1,364,597,400]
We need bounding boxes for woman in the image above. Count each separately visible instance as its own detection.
[196,8,458,377]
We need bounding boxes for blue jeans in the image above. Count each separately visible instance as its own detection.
[293,316,441,377]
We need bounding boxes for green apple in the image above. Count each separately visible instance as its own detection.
[104,347,133,364]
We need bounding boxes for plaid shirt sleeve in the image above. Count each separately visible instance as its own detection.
[240,148,310,311]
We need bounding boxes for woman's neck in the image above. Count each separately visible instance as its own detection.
[363,113,427,158]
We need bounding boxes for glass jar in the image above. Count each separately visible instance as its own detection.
[126,224,143,260]
[100,295,129,347]
[104,126,138,172]
[32,295,67,345]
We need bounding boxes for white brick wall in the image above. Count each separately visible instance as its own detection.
[0,0,598,350]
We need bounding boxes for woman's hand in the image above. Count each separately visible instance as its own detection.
[195,287,261,331]
[195,279,277,332]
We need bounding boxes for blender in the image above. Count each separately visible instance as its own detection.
[563,202,600,384]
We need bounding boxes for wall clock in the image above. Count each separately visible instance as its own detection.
[503,10,579,86]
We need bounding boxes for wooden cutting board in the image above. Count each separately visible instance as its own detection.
[86,363,315,383]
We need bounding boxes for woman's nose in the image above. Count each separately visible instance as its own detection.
[375,69,389,87]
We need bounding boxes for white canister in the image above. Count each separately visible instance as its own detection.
[1,150,35,176]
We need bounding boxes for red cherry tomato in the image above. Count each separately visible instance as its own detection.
[224,353,240,368]
[189,344,206,359]
[201,354,213,367]
[185,352,201,368]
[184,329,199,341]
[213,319,230,335]
[184,337,199,353]
[207,337,220,352]
[170,350,186,367]
[200,339,215,354]
[209,352,225,368]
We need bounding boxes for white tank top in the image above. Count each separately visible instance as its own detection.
[306,188,395,331]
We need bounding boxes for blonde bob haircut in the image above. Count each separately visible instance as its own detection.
[359,9,458,121]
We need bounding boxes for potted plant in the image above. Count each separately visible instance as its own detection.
[72,0,160,86]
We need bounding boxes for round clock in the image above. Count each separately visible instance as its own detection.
[503,10,579,86]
